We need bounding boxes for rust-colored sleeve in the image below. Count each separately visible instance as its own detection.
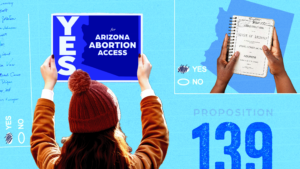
[133,96,169,169]
[30,98,61,169]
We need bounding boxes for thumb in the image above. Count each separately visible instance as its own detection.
[43,55,51,67]
[50,54,56,69]
[262,45,275,62]
[142,54,150,64]
[138,54,143,67]
[227,51,239,69]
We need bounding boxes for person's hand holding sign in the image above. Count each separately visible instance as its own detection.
[41,55,57,91]
[262,28,296,93]
[211,34,240,93]
[137,54,152,92]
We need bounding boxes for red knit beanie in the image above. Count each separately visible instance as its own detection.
[68,70,120,133]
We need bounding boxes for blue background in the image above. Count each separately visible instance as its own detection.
[201,0,293,93]
[175,0,300,94]
[1,0,300,168]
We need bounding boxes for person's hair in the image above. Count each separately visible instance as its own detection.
[55,123,133,169]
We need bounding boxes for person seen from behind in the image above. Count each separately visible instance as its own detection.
[30,54,169,169]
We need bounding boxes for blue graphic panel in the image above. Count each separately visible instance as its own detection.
[201,0,294,93]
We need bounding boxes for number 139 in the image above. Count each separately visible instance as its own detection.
[192,122,272,169]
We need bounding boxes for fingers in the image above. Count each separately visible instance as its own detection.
[272,27,280,49]
[227,51,239,69]
[42,55,51,70]
[138,54,143,67]
[222,34,229,58]
[50,54,56,70]
[142,54,152,70]
[142,54,150,64]
[43,55,51,66]
[262,45,275,62]
[140,54,152,68]
[219,34,228,61]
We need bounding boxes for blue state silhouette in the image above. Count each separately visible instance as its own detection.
[202,0,294,93]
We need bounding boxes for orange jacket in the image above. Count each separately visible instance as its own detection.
[30,96,169,169]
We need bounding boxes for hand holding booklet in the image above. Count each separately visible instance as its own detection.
[228,15,275,78]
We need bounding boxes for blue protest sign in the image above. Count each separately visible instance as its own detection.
[52,14,142,82]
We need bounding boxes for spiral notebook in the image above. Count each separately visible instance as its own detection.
[228,15,275,78]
